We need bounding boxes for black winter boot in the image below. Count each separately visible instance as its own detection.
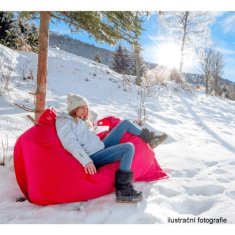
[139,128,168,148]
[149,133,168,148]
[115,170,143,203]
[139,128,155,143]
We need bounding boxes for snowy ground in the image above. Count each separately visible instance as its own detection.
[0,44,235,224]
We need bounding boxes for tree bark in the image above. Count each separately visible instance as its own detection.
[179,11,189,75]
[35,11,50,123]
[134,13,142,86]
[135,43,141,86]
[205,75,209,94]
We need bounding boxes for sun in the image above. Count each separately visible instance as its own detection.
[156,42,181,69]
[154,42,197,71]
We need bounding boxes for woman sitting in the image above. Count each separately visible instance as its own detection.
[55,93,167,203]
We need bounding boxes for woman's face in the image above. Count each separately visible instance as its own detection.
[75,106,89,119]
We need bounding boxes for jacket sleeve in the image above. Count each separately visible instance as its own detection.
[55,117,93,167]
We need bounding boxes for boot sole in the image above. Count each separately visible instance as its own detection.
[150,133,168,148]
[116,198,143,203]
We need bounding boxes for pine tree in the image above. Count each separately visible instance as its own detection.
[0,12,18,48]
[15,20,31,51]
[94,53,102,63]
[128,48,146,77]
[112,44,130,74]
[0,12,39,52]
[27,24,39,52]
[18,20,39,52]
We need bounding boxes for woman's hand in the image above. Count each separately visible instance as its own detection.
[84,162,97,175]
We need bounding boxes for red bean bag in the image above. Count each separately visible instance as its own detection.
[14,108,167,205]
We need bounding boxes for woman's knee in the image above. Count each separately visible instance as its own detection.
[120,119,131,127]
[123,142,135,154]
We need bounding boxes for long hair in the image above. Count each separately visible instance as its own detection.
[69,107,93,127]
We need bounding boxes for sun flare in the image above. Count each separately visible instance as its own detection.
[154,42,196,71]
[156,43,181,69]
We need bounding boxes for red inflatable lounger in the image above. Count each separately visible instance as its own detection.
[14,108,167,205]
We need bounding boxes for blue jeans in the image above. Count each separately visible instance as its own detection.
[90,120,142,171]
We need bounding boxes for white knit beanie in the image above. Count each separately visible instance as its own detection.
[67,93,89,114]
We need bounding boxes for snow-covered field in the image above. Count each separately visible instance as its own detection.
[0,44,235,225]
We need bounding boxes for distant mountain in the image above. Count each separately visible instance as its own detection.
[184,72,235,87]
[49,32,114,67]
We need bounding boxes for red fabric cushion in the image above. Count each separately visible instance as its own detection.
[14,108,167,205]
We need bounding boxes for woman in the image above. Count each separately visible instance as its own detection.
[56,93,167,203]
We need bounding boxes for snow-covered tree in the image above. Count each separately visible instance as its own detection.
[18,20,39,52]
[112,44,130,74]
[201,48,224,95]
[128,48,146,78]
[210,50,224,95]
[0,12,18,48]
[201,48,213,94]
[0,12,38,52]
[160,11,216,74]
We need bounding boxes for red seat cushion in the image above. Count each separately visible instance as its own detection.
[14,108,167,205]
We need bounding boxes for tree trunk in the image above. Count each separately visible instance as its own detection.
[214,75,219,95]
[35,12,50,123]
[179,11,189,75]
[134,13,141,86]
[135,43,141,86]
[205,75,209,94]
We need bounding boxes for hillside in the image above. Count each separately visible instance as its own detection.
[49,32,235,100]
[49,32,162,71]
[49,32,115,67]
[0,44,235,224]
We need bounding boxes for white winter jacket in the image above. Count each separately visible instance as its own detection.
[55,112,105,166]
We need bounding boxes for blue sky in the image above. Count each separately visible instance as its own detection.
[210,12,235,82]
[49,12,235,83]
